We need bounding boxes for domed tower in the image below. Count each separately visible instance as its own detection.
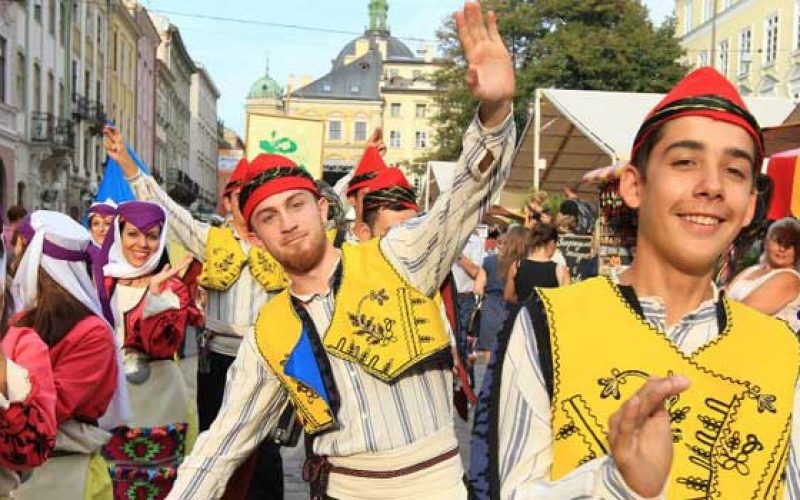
[245,60,284,116]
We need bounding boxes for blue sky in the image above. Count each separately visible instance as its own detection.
[142,0,675,137]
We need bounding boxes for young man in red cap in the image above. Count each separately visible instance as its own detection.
[158,3,515,499]
[101,141,288,497]
[470,67,800,499]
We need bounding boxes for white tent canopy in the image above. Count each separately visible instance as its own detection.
[503,88,796,205]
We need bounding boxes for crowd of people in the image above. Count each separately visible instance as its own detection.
[0,2,797,500]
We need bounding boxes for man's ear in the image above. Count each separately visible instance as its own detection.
[353,221,372,242]
[246,229,266,249]
[318,195,329,222]
[619,163,643,210]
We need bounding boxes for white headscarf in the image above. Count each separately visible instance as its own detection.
[11,210,130,429]
[102,202,168,280]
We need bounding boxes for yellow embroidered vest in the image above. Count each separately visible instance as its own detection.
[539,278,798,498]
[254,238,449,434]
[198,226,288,292]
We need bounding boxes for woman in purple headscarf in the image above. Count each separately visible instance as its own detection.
[95,200,194,500]
[86,199,117,263]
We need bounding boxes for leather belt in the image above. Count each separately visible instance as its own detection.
[303,447,459,499]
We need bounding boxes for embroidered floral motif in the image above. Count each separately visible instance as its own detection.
[717,432,764,475]
[347,289,398,346]
[597,368,650,400]
[746,385,777,414]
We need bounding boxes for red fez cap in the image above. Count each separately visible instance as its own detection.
[348,146,388,196]
[239,153,319,225]
[631,67,764,165]
[223,157,249,196]
[362,168,419,211]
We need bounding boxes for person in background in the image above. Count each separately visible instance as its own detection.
[453,226,487,379]
[96,201,193,500]
[86,200,118,262]
[524,192,548,230]
[11,211,121,500]
[504,224,569,304]
[728,217,800,332]
[0,219,57,498]
[4,206,27,269]
[474,226,528,361]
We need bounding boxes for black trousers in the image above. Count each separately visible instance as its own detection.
[197,350,284,499]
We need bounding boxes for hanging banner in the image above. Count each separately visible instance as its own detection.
[245,114,324,179]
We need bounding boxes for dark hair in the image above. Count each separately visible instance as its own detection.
[14,268,93,347]
[6,206,27,224]
[363,202,410,232]
[528,223,558,250]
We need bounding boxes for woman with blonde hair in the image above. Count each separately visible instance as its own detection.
[728,217,800,332]
[474,226,529,359]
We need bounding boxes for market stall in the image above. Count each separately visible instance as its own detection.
[581,164,637,276]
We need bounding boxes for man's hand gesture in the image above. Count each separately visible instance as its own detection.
[102,125,139,178]
[454,1,514,127]
[609,375,690,497]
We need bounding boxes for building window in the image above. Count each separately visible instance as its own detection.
[415,103,427,118]
[15,52,24,108]
[113,31,118,72]
[97,15,103,43]
[760,77,777,96]
[59,1,67,46]
[765,14,779,64]
[34,2,42,23]
[718,40,729,77]
[684,0,694,34]
[328,120,342,141]
[739,27,752,75]
[58,80,64,115]
[322,83,331,93]
[354,121,367,142]
[697,50,709,68]
[415,131,428,149]
[48,0,56,34]
[0,37,6,104]
[47,71,54,116]
[390,130,401,148]
[390,103,401,117]
[350,84,360,93]
[71,60,76,99]
[702,0,713,23]
[33,63,41,113]
[796,0,800,50]
[413,70,422,80]
[389,69,399,78]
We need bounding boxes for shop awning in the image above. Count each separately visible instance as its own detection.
[506,88,796,201]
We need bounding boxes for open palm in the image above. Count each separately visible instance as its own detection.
[455,2,515,106]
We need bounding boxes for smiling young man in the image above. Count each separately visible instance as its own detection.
[165,3,515,499]
[470,67,800,499]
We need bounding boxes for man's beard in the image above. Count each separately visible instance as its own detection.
[274,227,328,275]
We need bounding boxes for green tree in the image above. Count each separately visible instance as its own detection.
[431,0,689,160]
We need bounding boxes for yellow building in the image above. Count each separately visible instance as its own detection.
[108,0,139,144]
[244,0,442,185]
[676,0,800,99]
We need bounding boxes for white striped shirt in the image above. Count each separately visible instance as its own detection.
[498,282,800,499]
[166,111,516,499]
[127,174,275,356]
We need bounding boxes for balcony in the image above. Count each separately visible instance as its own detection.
[72,94,89,120]
[31,112,74,150]
[166,168,199,207]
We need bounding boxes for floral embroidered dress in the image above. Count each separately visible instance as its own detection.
[101,277,191,500]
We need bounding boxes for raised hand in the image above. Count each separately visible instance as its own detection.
[149,256,193,296]
[454,1,514,125]
[608,375,690,497]
[366,127,387,157]
[102,125,138,177]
